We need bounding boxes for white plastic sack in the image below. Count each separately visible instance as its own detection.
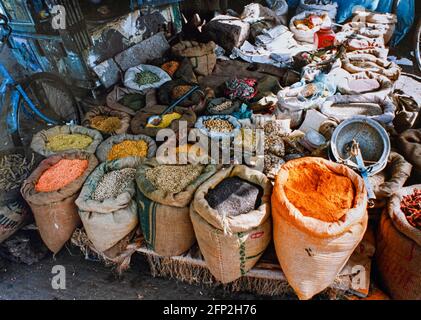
[124,64,171,92]
[265,0,288,25]
[296,0,338,20]
[290,11,332,43]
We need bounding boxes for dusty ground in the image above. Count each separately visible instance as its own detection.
[0,34,420,300]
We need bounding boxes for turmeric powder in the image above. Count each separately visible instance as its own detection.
[90,116,122,133]
[107,140,149,161]
[284,162,355,222]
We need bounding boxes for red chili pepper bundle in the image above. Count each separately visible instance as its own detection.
[400,189,421,230]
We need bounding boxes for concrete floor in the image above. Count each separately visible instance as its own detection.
[0,35,420,300]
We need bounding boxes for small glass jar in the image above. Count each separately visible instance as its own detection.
[314,26,336,49]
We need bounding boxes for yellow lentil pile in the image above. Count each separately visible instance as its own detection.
[90,116,122,133]
[46,134,93,152]
[107,140,149,161]
[145,164,204,194]
[146,112,182,129]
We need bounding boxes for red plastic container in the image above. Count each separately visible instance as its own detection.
[314,27,336,49]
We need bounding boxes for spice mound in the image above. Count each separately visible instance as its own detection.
[90,116,122,133]
[206,177,262,217]
[46,134,93,152]
[171,85,192,100]
[400,189,421,230]
[135,71,160,86]
[91,168,136,201]
[107,140,149,161]
[284,162,355,222]
[161,61,180,77]
[145,164,204,194]
[0,153,35,191]
[35,159,88,193]
[145,112,182,129]
[203,118,234,133]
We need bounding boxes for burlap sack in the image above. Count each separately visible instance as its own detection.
[190,165,272,283]
[75,157,141,252]
[376,185,421,300]
[21,152,98,253]
[397,129,421,174]
[272,158,368,300]
[31,125,103,157]
[130,105,196,137]
[83,106,131,135]
[106,86,157,116]
[342,53,401,81]
[95,134,157,162]
[157,80,205,107]
[172,41,216,76]
[136,159,218,257]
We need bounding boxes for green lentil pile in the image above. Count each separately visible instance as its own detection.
[205,177,262,217]
[135,71,160,86]
[91,168,136,201]
[203,118,234,133]
[0,153,35,191]
[145,164,204,194]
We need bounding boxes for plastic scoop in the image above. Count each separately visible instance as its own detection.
[147,85,200,126]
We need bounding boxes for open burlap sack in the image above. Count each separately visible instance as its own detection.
[376,185,421,300]
[75,157,141,252]
[172,41,216,76]
[95,134,157,163]
[106,87,157,116]
[136,159,218,256]
[21,152,98,253]
[272,157,368,300]
[31,125,103,157]
[157,80,205,107]
[83,106,131,135]
[190,165,272,284]
[130,105,196,137]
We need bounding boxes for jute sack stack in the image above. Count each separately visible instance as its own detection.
[190,165,272,284]
[96,134,157,162]
[272,158,368,300]
[75,157,141,253]
[21,152,98,253]
[136,159,218,256]
[172,41,217,76]
[376,185,421,300]
[31,125,103,157]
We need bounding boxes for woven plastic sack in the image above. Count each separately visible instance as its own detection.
[95,134,157,162]
[31,125,103,157]
[195,115,241,140]
[124,64,171,92]
[75,157,141,252]
[289,11,332,43]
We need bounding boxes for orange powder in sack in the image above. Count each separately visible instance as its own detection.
[35,159,88,193]
[284,162,355,222]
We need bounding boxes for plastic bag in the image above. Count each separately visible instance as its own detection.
[335,0,379,23]
[124,64,171,92]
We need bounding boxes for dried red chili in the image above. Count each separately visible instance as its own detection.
[400,189,421,230]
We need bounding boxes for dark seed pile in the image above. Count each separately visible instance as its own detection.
[205,177,262,217]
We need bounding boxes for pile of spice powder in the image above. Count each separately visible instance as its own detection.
[203,118,234,133]
[400,189,421,230]
[107,140,149,161]
[161,61,180,77]
[145,164,204,194]
[46,134,93,152]
[90,115,122,133]
[206,177,262,217]
[135,71,160,86]
[0,153,35,190]
[283,162,355,222]
[146,112,182,129]
[91,168,136,201]
[35,159,88,192]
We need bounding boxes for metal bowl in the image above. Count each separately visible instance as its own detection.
[329,116,390,176]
